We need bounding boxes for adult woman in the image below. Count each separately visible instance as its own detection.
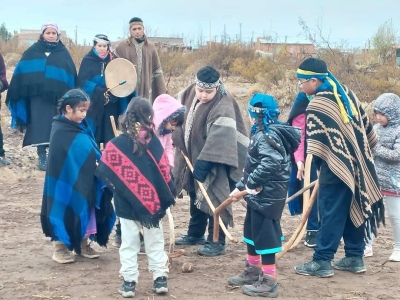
[6,22,77,170]
[77,34,130,145]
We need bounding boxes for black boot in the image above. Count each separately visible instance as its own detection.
[37,146,47,171]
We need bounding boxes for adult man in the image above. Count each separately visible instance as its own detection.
[172,66,249,256]
[115,17,166,103]
[0,52,10,166]
[293,57,385,277]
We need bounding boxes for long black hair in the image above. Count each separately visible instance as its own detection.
[57,88,90,115]
[120,97,154,155]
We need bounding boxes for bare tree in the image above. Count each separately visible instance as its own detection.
[371,19,397,63]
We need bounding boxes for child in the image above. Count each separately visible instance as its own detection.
[96,97,176,298]
[293,57,384,278]
[153,94,186,167]
[228,93,300,297]
[41,89,115,264]
[287,92,319,247]
[372,93,400,262]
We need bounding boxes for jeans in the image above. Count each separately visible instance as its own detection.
[386,195,400,249]
[313,181,365,261]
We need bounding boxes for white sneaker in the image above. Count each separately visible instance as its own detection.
[389,249,400,262]
[364,245,373,258]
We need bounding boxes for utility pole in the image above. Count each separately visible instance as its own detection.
[74,25,77,45]
[209,21,212,49]
[223,24,227,45]
[239,23,242,44]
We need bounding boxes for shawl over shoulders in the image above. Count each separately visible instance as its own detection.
[172,84,249,224]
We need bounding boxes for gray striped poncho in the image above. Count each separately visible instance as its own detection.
[172,83,249,225]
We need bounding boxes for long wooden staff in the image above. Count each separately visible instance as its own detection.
[289,153,314,250]
[276,179,319,259]
[181,151,238,243]
[213,191,247,242]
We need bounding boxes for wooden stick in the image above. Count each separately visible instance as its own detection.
[276,180,319,259]
[213,190,247,242]
[285,180,317,204]
[290,154,313,250]
[110,116,119,137]
[181,152,238,243]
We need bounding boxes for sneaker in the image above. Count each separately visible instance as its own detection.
[228,263,262,286]
[304,230,317,248]
[112,234,122,248]
[294,260,334,277]
[175,235,206,245]
[0,156,10,166]
[364,245,373,258]
[80,242,100,259]
[119,280,136,298]
[332,257,366,273]
[153,276,168,294]
[52,242,75,264]
[52,249,75,264]
[242,274,278,298]
[389,249,400,262]
[197,241,226,257]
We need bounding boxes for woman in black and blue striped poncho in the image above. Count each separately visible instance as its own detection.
[6,22,77,171]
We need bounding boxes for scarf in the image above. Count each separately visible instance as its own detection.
[96,133,176,228]
[41,116,115,253]
[77,50,129,141]
[6,39,77,131]
[297,68,358,123]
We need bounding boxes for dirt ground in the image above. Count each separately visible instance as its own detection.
[1,79,400,300]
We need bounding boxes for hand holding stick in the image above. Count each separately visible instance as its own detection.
[181,151,238,243]
[104,80,127,105]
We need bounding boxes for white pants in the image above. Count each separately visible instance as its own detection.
[119,218,169,283]
[386,195,400,249]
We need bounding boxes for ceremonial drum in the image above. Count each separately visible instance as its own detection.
[105,58,137,97]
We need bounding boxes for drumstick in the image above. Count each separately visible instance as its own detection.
[106,80,127,93]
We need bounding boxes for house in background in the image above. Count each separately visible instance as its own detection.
[255,37,315,56]
[13,29,72,48]
[111,37,187,52]
[395,44,400,66]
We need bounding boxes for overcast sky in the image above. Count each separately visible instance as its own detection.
[1,0,399,48]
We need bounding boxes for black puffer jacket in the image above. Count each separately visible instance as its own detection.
[237,124,300,219]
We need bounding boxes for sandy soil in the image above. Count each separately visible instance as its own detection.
[0,78,399,300]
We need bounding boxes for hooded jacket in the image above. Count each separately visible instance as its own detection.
[373,93,400,195]
[153,94,184,167]
[237,123,300,219]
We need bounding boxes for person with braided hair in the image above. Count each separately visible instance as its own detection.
[228,93,300,297]
[96,97,176,297]
[41,89,115,264]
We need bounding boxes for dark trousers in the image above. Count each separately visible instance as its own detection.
[187,191,226,245]
[37,145,47,155]
[0,124,4,156]
[307,199,319,231]
[313,181,365,261]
